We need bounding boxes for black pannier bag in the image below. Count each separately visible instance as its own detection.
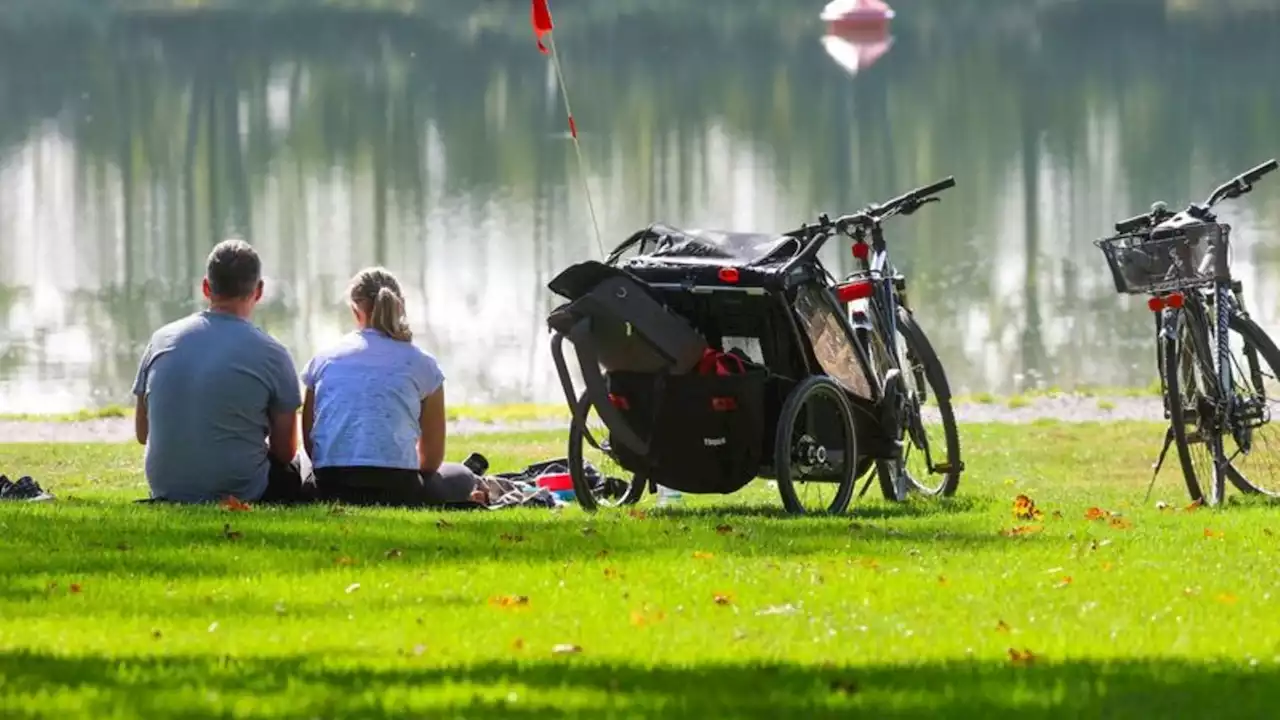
[547,261,767,494]
[607,351,767,495]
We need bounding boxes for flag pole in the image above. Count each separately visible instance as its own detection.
[532,0,605,260]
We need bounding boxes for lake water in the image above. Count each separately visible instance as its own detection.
[2,0,1280,413]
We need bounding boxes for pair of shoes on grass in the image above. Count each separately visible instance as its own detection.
[0,474,55,502]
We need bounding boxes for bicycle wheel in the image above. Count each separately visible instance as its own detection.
[775,376,858,515]
[1164,306,1280,504]
[868,306,964,501]
[567,393,648,512]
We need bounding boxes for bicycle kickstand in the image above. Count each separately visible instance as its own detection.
[1144,425,1176,503]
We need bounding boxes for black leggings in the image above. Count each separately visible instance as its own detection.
[313,462,479,507]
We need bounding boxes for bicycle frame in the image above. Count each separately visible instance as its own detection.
[847,223,912,382]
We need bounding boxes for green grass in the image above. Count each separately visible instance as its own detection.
[3,422,1280,718]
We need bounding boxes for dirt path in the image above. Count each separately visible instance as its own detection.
[0,395,1163,444]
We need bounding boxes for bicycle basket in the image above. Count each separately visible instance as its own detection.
[1094,222,1228,295]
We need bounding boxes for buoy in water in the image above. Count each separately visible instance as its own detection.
[820,28,893,77]
[820,0,895,33]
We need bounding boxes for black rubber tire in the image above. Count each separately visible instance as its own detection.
[567,393,647,512]
[774,376,858,515]
[1165,308,1280,504]
[1164,306,1225,505]
[874,307,963,501]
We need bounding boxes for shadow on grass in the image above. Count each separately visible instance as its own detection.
[0,650,1274,719]
[0,497,1028,582]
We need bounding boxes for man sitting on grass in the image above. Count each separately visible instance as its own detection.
[131,239,308,504]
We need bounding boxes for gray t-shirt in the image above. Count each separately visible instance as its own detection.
[132,310,302,502]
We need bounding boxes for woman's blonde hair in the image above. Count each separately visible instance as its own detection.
[348,266,412,342]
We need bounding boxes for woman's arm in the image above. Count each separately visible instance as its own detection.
[301,387,316,461]
[418,384,447,474]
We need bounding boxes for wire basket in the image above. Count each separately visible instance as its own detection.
[1094,222,1229,295]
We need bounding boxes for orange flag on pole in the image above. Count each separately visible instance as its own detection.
[531,0,554,54]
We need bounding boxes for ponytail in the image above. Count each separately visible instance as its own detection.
[348,267,413,342]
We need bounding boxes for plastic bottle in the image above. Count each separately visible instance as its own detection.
[656,484,683,507]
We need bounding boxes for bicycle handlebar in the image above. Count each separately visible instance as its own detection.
[779,176,957,278]
[1113,158,1277,233]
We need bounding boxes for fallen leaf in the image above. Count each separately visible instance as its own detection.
[603,567,620,580]
[1108,517,1132,530]
[937,575,949,585]
[220,496,252,512]
[1217,593,1238,605]
[1184,587,1200,597]
[334,556,356,566]
[716,524,735,535]
[511,638,525,650]
[436,519,453,530]
[1008,648,1037,666]
[629,611,649,627]
[223,524,243,541]
[1013,494,1044,521]
[1056,576,1073,588]
[489,595,530,609]
[995,619,1011,633]
[713,593,734,606]
[1084,507,1108,521]
[151,629,162,640]
[500,533,525,543]
[858,557,881,570]
[1204,528,1224,539]
[1264,529,1274,537]
[552,643,582,655]
[627,509,647,520]
[693,551,715,560]
[69,583,82,594]
[830,679,859,695]
[1000,525,1043,537]
[384,548,403,559]
[411,644,426,657]
[1101,561,1114,572]
[1052,510,1063,519]
[328,505,347,515]
[1185,499,1204,512]
[345,583,361,594]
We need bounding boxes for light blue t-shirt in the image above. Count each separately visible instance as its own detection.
[301,329,445,470]
[133,310,302,503]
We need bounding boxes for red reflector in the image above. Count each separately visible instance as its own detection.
[851,242,869,260]
[608,393,629,410]
[1166,292,1185,309]
[836,280,875,304]
[718,268,740,283]
[1147,296,1166,312]
[711,396,737,411]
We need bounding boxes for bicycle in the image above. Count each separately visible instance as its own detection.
[809,178,966,502]
[1095,159,1280,506]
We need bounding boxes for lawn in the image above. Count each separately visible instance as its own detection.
[2,421,1280,719]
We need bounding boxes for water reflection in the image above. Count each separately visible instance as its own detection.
[1,1,1279,413]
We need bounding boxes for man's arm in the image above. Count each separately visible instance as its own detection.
[266,346,303,464]
[418,385,446,475]
[301,386,316,461]
[134,395,148,445]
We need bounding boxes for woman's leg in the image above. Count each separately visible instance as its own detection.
[420,463,484,505]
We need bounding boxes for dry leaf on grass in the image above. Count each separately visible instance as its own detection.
[1108,517,1132,530]
[223,524,243,541]
[489,595,530,609]
[693,551,715,560]
[1085,507,1108,521]
[830,679,859,695]
[1204,528,1224,539]
[1013,495,1044,521]
[1008,648,1037,666]
[1185,499,1204,512]
[1217,593,1238,605]
[219,496,252,512]
[552,644,582,655]
[713,593,734,606]
[627,509,648,520]
[69,583,82,594]
[511,638,525,651]
[716,524,735,535]
[500,533,525,543]
[995,619,1011,633]
[1056,576,1073,588]
[345,583,361,594]
[937,575,949,585]
[603,567,621,580]
[334,556,356,566]
[384,548,403,559]
[411,644,426,657]
[1000,525,1043,537]
[436,518,453,530]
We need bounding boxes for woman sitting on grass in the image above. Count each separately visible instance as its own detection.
[300,267,485,506]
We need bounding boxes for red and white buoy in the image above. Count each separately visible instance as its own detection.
[820,29,893,77]
[820,0,895,33]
